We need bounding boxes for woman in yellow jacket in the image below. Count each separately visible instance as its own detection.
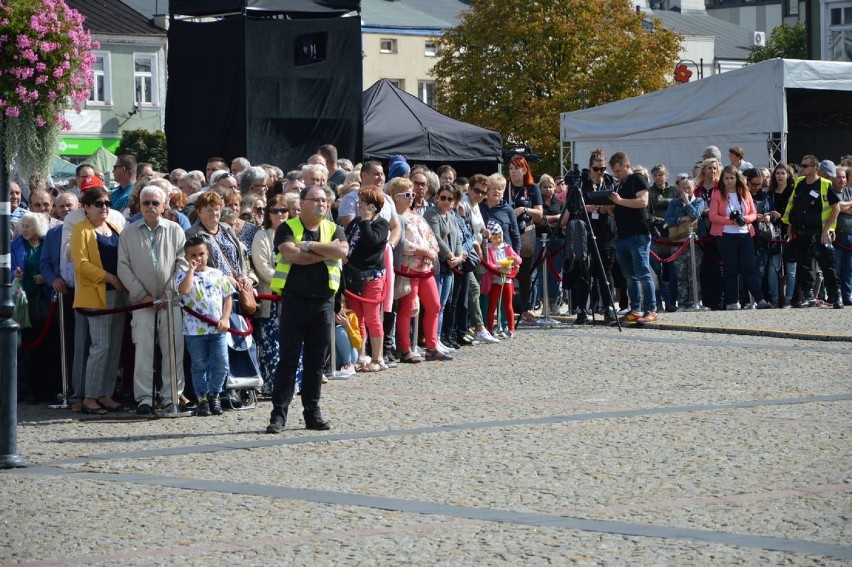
[71,187,128,415]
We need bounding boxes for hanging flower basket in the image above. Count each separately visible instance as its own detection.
[0,0,97,181]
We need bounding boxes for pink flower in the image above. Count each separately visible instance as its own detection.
[35,116,46,127]
[5,106,20,118]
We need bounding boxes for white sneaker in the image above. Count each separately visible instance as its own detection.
[337,363,356,377]
[436,342,455,354]
[474,329,499,344]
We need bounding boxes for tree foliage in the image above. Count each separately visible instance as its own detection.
[432,0,681,174]
[747,22,806,64]
[115,129,168,172]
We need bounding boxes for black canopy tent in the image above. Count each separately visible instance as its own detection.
[363,79,502,176]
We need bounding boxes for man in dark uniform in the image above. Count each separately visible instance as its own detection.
[782,155,842,308]
[267,186,348,433]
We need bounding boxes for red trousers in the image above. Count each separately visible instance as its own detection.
[486,280,515,332]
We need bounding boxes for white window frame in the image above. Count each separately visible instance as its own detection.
[87,50,112,106]
[133,52,159,107]
[424,41,438,57]
[379,38,397,54]
[387,78,405,90]
[418,80,436,108]
[821,0,852,61]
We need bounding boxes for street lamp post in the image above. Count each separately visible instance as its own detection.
[0,117,26,469]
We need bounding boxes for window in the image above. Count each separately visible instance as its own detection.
[88,51,111,105]
[133,53,158,106]
[828,4,852,61]
[418,81,436,108]
[380,38,397,54]
[387,79,405,90]
[425,41,438,57]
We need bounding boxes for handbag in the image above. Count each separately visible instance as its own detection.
[342,262,372,295]
[209,232,257,316]
[520,226,536,257]
[667,220,697,242]
[393,275,411,299]
[460,247,481,273]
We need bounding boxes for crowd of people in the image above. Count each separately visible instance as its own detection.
[8,143,851,430]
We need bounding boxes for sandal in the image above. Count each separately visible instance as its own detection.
[362,361,385,372]
[97,399,127,412]
[399,351,422,364]
[81,403,107,415]
[424,348,453,361]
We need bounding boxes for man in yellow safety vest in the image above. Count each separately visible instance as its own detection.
[266,186,348,434]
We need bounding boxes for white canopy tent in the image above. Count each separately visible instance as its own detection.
[560,58,852,177]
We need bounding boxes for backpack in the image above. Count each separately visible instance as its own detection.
[562,218,590,273]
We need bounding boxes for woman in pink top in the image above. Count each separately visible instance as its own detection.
[709,165,769,310]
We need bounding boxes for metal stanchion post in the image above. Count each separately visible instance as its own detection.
[536,234,559,327]
[160,294,193,417]
[329,315,350,380]
[686,228,708,311]
[412,306,424,356]
[48,294,69,409]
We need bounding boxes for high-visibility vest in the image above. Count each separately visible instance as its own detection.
[269,218,342,294]
[782,176,836,231]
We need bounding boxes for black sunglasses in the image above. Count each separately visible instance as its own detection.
[92,200,111,208]
[591,166,606,173]
[269,207,287,214]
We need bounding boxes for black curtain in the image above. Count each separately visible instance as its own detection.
[786,88,852,164]
[166,15,362,172]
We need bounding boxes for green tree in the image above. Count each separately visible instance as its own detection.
[747,22,806,63]
[432,0,681,174]
[115,129,168,172]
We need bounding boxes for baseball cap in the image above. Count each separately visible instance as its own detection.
[79,176,104,192]
[818,160,837,178]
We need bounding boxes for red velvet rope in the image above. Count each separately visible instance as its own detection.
[393,267,436,279]
[20,298,58,351]
[545,253,563,282]
[76,300,157,316]
[256,293,281,301]
[649,239,691,264]
[181,305,254,337]
[835,238,852,252]
[343,275,390,304]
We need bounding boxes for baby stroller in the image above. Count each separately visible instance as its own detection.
[224,312,263,409]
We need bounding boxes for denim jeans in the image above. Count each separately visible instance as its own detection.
[835,231,852,301]
[185,333,229,399]
[615,233,656,313]
[334,326,357,369]
[530,237,563,309]
[435,266,454,336]
[754,246,781,303]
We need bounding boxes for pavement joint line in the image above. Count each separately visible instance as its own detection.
[10,469,852,561]
[5,518,477,567]
[530,319,852,343]
[34,393,852,467]
[537,327,852,353]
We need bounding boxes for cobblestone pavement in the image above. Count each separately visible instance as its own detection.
[2,308,850,565]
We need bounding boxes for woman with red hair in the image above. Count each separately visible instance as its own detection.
[506,155,543,324]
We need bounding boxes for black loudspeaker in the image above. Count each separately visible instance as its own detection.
[166,16,362,173]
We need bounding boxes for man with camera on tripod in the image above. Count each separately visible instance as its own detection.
[581,150,618,321]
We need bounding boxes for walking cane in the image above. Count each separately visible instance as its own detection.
[161,293,193,417]
[48,293,69,409]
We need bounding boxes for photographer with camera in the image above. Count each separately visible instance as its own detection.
[503,156,544,324]
[709,165,770,310]
[576,150,618,321]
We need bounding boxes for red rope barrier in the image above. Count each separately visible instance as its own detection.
[343,274,390,304]
[76,300,157,317]
[649,239,691,264]
[835,238,852,252]
[181,305,254,336]
[393,267,436,279]
[256,293,281,302]
[545,253,563,282]
[20,298,58,351]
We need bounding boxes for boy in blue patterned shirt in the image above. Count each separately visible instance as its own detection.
[176,236,234,416]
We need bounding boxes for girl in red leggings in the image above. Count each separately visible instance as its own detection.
[482,222,521,338]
